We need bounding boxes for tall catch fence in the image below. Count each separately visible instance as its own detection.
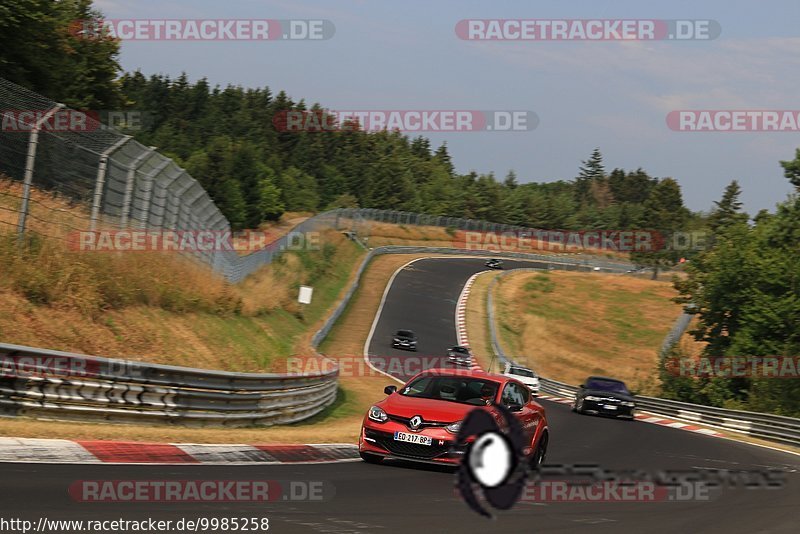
[1,76,633,284]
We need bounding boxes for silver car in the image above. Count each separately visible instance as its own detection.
[447,345,472,366]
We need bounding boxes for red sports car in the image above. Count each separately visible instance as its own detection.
[358,368,548,466]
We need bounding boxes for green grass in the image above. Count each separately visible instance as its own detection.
[495,271,679,366]
[0,225,365,373]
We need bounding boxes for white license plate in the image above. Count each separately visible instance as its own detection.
[603,405,618,410]
[394,431,432,446]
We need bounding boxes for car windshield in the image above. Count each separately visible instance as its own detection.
[396,330,414,338]
[586,378,630,394]
[450,347,469,354]
[509,367,535,378]
[400,375,500,405]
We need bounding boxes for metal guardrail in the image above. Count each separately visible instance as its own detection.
[311,246,631,348]
[232,209,637,283]
[536,376,800,448]
[0,342,337,427]
[0,245,604,427]
[659,312,693,358]
[485,268,800,447]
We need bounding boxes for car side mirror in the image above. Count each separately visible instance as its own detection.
[384,385,397,395]
[507,403,523,412]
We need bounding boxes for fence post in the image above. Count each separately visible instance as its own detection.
[120,147,155,228]
[89,135,130,231]
[16,104,64,241]
[137,159,171,229]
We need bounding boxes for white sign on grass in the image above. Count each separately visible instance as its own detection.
[298,286,313,305]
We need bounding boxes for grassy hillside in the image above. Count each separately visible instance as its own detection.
[494,270,687,393]
[0,177,365,370]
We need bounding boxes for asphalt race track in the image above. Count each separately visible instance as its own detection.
[365,257,553,379]
[2,258,798,533]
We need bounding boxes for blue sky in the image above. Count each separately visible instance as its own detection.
[96,0,800,213]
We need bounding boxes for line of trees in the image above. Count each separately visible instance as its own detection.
[116,75,700,242]
[668,162,800,416]
[0,3,699,239]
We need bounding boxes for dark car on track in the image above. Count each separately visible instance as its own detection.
[572,376,635,420]
[391,329,418,351]
[447,345,472,366]
[359,368,549,466]
[485,258,504,269]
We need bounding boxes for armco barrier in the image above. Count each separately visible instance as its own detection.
[0,342,337,427]
[485,268,800,447]
[0,247,626,428]
[536,376,800,448]
[311,246,632,347]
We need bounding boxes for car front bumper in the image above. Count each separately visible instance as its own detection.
[581,400,635,418]
[358,423,465,465]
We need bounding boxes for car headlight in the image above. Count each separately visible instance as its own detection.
[585,395,602,401]
[368,405,388,423]
[446,421,461,434]
[622,401,635,407]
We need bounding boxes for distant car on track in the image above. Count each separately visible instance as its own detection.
[485,258,504,269]
[358,368,548,466]
[572,376,635,419]
[502,363,539,396]
[391,329,418,351]
[447,345,472,367]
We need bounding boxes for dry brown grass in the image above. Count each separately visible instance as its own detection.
[0,179,95,239]
[0,253,433,443]
[0,224,362,371]
[493,271,684,389]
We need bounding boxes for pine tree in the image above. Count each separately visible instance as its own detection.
[574,148,605,204]
[433,143,455,176]
[504,170,519,189]
[707,180,748,234]
[633,178,688,278]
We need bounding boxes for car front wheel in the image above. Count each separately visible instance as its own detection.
[529,433,548,470]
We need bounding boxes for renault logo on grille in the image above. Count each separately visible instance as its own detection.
[409,415,423,430]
